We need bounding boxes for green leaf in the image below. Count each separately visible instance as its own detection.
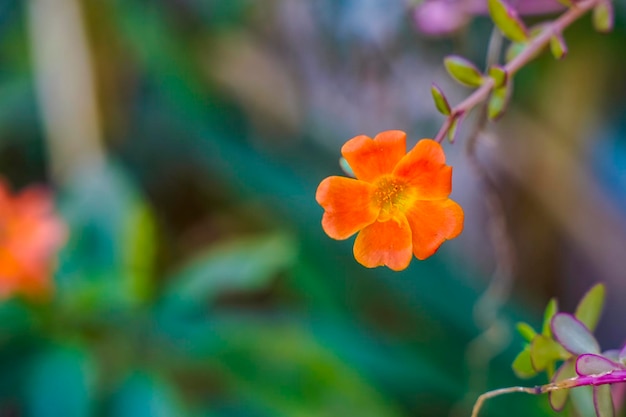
[443,56,484,87]
[542,298,558,337]
[516,322,536,342]
[447,114,463,143]
[556,0,573,6]
[593,1,614,33]
[488,0,529,43]
[25,346,95,417]
[512,346,537,378]
[431,83,452,115]
[488,65,508,88]
[162,232,297,310]
[549,360,576,411]
[575,283,605,332]
[487,82,512,120]
[530,334,569,372]
[550,33,568,60]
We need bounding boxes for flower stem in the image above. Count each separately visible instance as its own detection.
[471,370,626,417]
[435,0,605,144]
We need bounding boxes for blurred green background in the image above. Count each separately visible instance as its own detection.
[0,1,625,416]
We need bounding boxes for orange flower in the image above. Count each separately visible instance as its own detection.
[316,130,463,271]
[0,179,66,300]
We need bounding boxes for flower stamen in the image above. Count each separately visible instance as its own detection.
[373,176,412,222]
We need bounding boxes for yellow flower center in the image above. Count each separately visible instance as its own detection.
[372,176,416,222]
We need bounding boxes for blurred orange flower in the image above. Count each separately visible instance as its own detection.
[316,130,463,271]
[0,179,66,300]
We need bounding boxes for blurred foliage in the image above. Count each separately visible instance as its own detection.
[0,1,624,417]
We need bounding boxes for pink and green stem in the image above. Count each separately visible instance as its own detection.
[434,0,607,144]
[471,370,626,417]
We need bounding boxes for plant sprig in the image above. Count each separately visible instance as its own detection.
[472,283,626,417]
[432,0,614,144]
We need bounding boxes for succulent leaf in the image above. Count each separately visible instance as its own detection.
[488,0,529,43]
[575,283,605,332]
[552,313,600,355]
[444,56,484,87]
[549,360,576,411]
[550,33,567,60]
[488,66,508,88]
[593,1,614,33]
[512,346,537,378]
[593,385,615,417]
[516,322,537,342]
[576,354,621,376]
[487,84,511,120]
[431,84,452,116]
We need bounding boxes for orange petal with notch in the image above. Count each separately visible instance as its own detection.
[353,216,412,271]
[341,131,407,183]
[405,199,464,260]
[316,176,379,240]
[393,139,452,200]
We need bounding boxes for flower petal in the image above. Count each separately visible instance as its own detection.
[341,131,407,182]
[393,139,452,200]
[316,176,379,240]
[405,199,464,260]
[353,216,412,271]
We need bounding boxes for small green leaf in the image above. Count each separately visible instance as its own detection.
[542,298,558,337]
[575,283,605,332]
[530,334,569,372]
[487,83,512,120]
[431,84,452,115]
[447,113,464,143]
[516,322,537,342]
[448,118,459,143]
[550,33,567,60]
[444,56,484,87]
[593,1,614,33]
[488,66,508,88]
[512,346,537,378]
[556,0,573,6]
[549,360,576,411]
[488,0,529,43]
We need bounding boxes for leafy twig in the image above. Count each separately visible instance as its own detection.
[434,0,606,144]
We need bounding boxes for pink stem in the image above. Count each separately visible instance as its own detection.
[547,370,626,391]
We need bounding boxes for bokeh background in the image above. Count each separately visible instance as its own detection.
[1,1,625,416]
